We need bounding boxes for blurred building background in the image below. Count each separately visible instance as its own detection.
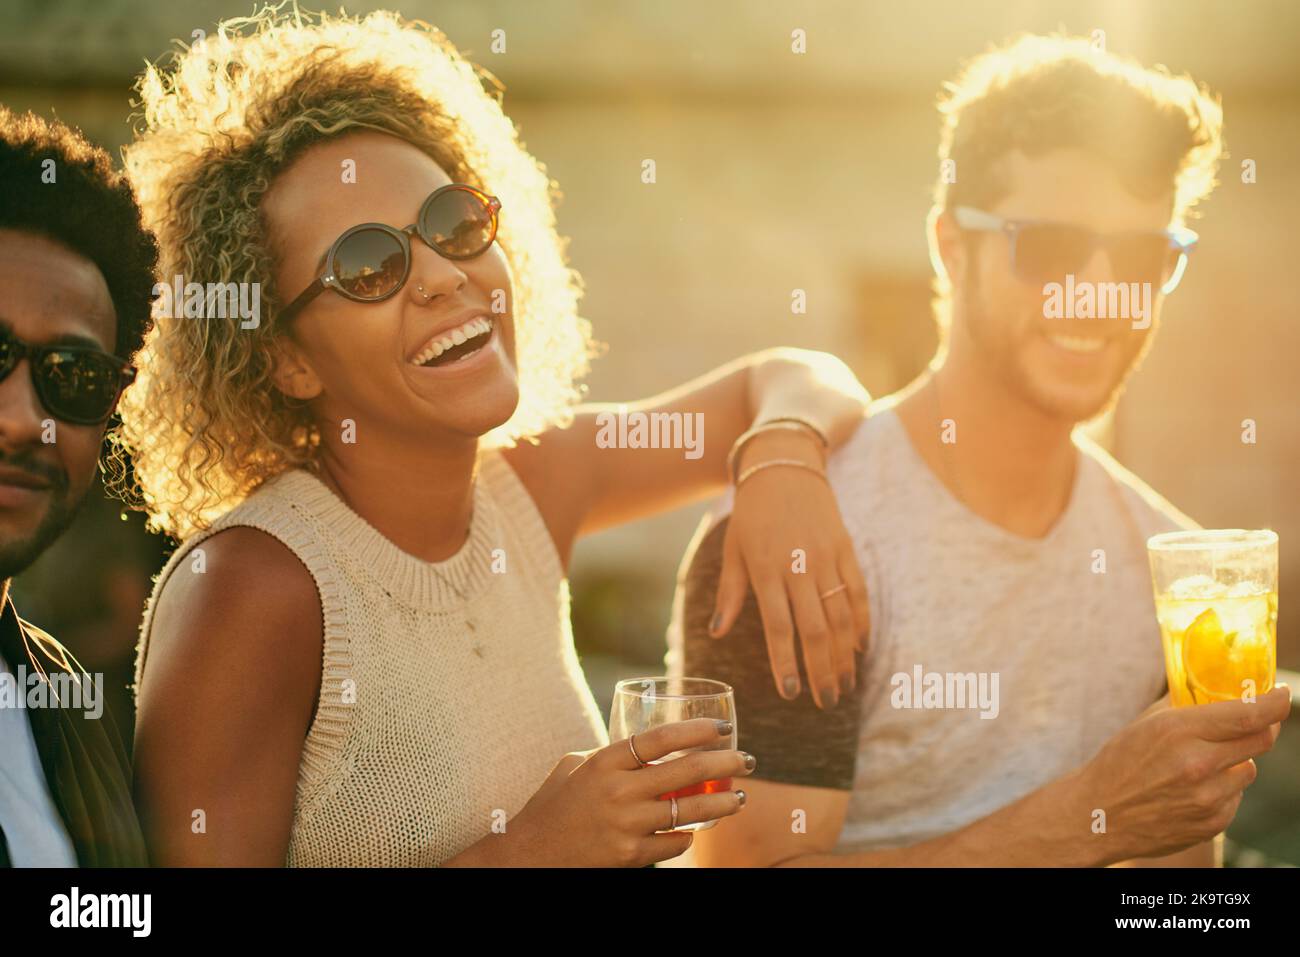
[2,0,1297,863]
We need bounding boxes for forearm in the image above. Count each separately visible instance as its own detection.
[775,769,1112,868]
[568,349,868,534]
[746,347,870,450]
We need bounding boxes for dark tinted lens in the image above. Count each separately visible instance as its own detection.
[1013,224,1096,283]
[334,228,407,300]
[0,332,18,379]
[38,350,122,423]
[420,188,495,258]
[1106,234,1179,287]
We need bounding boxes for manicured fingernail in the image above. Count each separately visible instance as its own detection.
[715,719,733,736]
[736,789,747,807]
[740,752,756,771]
[709,613,722,635]
[783,676,799,698]
[822,683,839,708]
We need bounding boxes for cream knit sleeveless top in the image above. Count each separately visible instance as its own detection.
[134,450,609,866]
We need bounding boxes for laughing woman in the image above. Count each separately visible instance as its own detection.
[119,7,870,867]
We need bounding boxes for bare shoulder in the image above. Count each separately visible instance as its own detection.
[140,525,322,721]
[499,418,596,497]
[679,516,864,789]
[134,526,323,864]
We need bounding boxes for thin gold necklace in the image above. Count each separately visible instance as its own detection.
[317,459,486,657]
[417,495,485,658]
[434,561,486,659]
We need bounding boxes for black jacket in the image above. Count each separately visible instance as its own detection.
[0,597,147,866]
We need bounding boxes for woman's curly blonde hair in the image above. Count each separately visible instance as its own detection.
[112,3,593,540]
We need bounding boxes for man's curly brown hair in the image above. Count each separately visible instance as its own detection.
[114,4,594,540]
[927,32,1225,337]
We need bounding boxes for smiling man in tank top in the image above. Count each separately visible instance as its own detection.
[670,34,1291,867]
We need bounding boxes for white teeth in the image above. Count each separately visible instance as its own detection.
[1047,333,1106,354]
[410,316,492,365]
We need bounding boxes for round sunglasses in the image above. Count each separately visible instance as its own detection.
[0,329,136,425]
[278,184,502,321]
[952,206,1198,296]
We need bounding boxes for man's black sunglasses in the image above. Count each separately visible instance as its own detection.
[952,206,1199,294]
[0,329,136,425]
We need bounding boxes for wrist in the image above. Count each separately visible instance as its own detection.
[941,769,1115,867]
[735,428,824,474]
[728,415,827,483]
[1049,765,1126,867]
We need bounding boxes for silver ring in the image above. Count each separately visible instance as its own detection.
[627,733,647,767]
[820,583,848,601]
[669,795,679,830]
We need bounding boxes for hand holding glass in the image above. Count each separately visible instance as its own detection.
[609,677,740,832]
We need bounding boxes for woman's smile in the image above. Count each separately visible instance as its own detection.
[405,315,505,379]
[409,314,495,368]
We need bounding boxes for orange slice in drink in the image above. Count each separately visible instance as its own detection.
[1181,607,1264,703]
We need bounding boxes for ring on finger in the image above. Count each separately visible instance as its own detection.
[628,733,648,767]
[819,583,848,601]
[669,795,679,830]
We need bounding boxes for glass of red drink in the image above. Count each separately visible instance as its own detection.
[608,676,737,832]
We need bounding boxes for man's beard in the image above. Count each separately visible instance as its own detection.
[0,453,84,581]
[961,264,1154,423]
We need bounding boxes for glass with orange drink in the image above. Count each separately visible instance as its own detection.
[1148,529,1278,707]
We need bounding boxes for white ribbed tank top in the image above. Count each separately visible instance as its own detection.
[135,450,608,865]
